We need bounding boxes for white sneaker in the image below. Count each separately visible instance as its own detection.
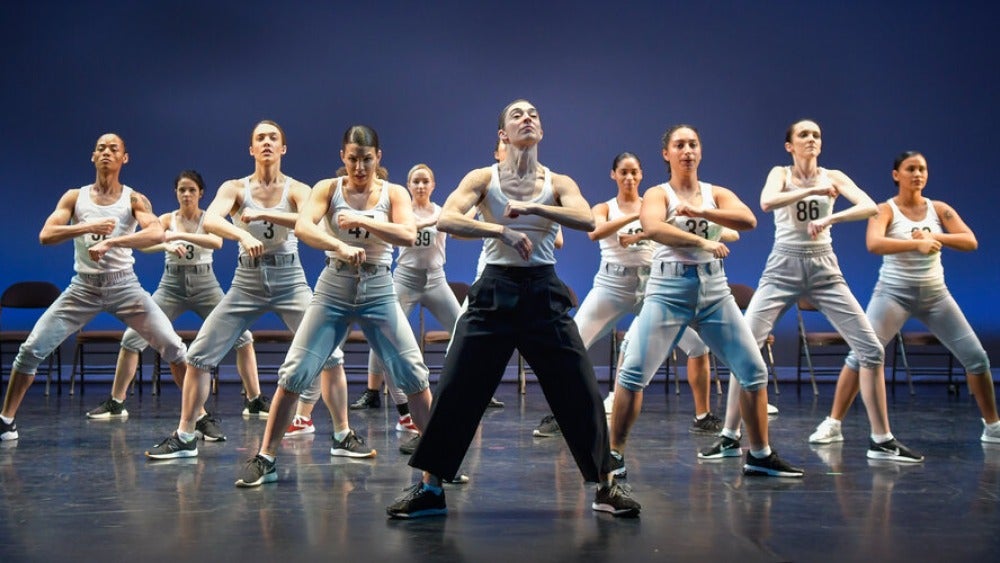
[395,414,419,434]
[603,392,615,414]
[767,403,779,415]
[808,417,844,444]
[982,419,1000,444]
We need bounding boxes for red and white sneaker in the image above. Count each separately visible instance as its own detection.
[395,414,418,434]
[285,415,315,437]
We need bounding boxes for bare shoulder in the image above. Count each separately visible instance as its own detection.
[549,170,581,192]
[129,189,154,213]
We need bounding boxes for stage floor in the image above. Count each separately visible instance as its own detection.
[2,381,998,562]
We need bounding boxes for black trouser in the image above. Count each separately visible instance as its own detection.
[410,264,611,482]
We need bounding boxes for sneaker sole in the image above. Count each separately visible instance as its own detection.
[395,424,419,434]
[285,428,316,437]
[697,448,742,460]
[241,411,269,419]
[808,434,844,445]
[145,448,198,460]
[331,448,377,458]
[532,430,560,437]
[690,426,722,435]
[0,432,19,441]
[386,507,447,519]
[197,432,227,443]
[742,464,804,477]
[235,471,278,488]
[591,503,640,518]
[86,412,129,420]
[866,450,924,463]
[610,466,628,479]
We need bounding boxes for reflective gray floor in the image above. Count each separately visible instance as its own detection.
[2,380,999,562]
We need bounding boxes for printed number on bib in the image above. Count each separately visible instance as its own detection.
[414,230,432,246]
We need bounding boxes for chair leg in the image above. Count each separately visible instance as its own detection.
[897,336,916,396]
[70,344,81,396]
[765,342,779,395]
[801,342,819,396]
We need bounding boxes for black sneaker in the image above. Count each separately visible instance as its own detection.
[866,438,924,463]
[698,435,742,459]
[386,482,447,519]
[331,430,377,458]
[690,412,722,435]
[195,412,226,442]
[242,394,271,418]
[533,414,560,437]
[487,396,505,408]
[610,450,628,479]
[350,389,381,410]
[145,432,198,459]
[399,434,420,455]
[86,397,128,419]
[743,450,805,477]
[235,454,277,488]
[0,418,17,441]
[592,480,640,517]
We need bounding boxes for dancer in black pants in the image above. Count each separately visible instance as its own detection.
[386,99,640,519]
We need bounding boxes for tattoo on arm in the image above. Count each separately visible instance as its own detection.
[131,193,153,214]
[943,209,954,220]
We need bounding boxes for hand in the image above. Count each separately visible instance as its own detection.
[89,218,117,236]
[504,201,531,219]
[336,244,366,265]
[88,239,112,262]
[500,226,533,261]
[700,239,730,258]
[240,209,262,223]
[240,234,265,257]
[914,238,942,254]
[674,202,703,217]
[169,243,187,258]
[336,212,363,231]
[807,218,831,239]
[618,232,643,247]
[812,186,838,198]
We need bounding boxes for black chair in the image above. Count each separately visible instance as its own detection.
[891,331,956,395]
[0,281,64,395]
[71,327,139,396]
[726,283,779,395]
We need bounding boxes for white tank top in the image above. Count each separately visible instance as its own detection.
[879,198,945,284]
[599,197,652,267]
[480,164,559,266]
[397,203,446,270]
[233,176,299,256]
[651,181,722,265]
[73,184,137,274]
[324,177,394,267]
[773,166,835,248]
[164,211,213,266]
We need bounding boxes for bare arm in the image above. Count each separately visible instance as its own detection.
[678,186,757,231]
[38,189,113,245]
[866,202,943,255]
[201,180,267,257]
[437,168,506,239]
[588,202,639,241]
[336,183,417,247]
[639,187,729,258]
[505,173,595,232]
[88,191,166,262]
[928,201,977,251]
[760,166,835,212]
[294,179,365,264]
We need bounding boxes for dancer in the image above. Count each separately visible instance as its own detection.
[386,99,640,518]
[533,152,728,439]
[1,133,186,442]
[85,170,260,443]
[610,124,803,478]
[808,151,998,445]
[145,120,348,458]
[235,125,433,487]
[702,119,922,464]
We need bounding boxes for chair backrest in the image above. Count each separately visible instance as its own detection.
[1,281,62,310]
[797,297,819,312]
[728,283,755,311]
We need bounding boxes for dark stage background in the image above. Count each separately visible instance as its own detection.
[2,1,998,367]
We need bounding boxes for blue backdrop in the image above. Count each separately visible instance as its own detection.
[2,1,998,362]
